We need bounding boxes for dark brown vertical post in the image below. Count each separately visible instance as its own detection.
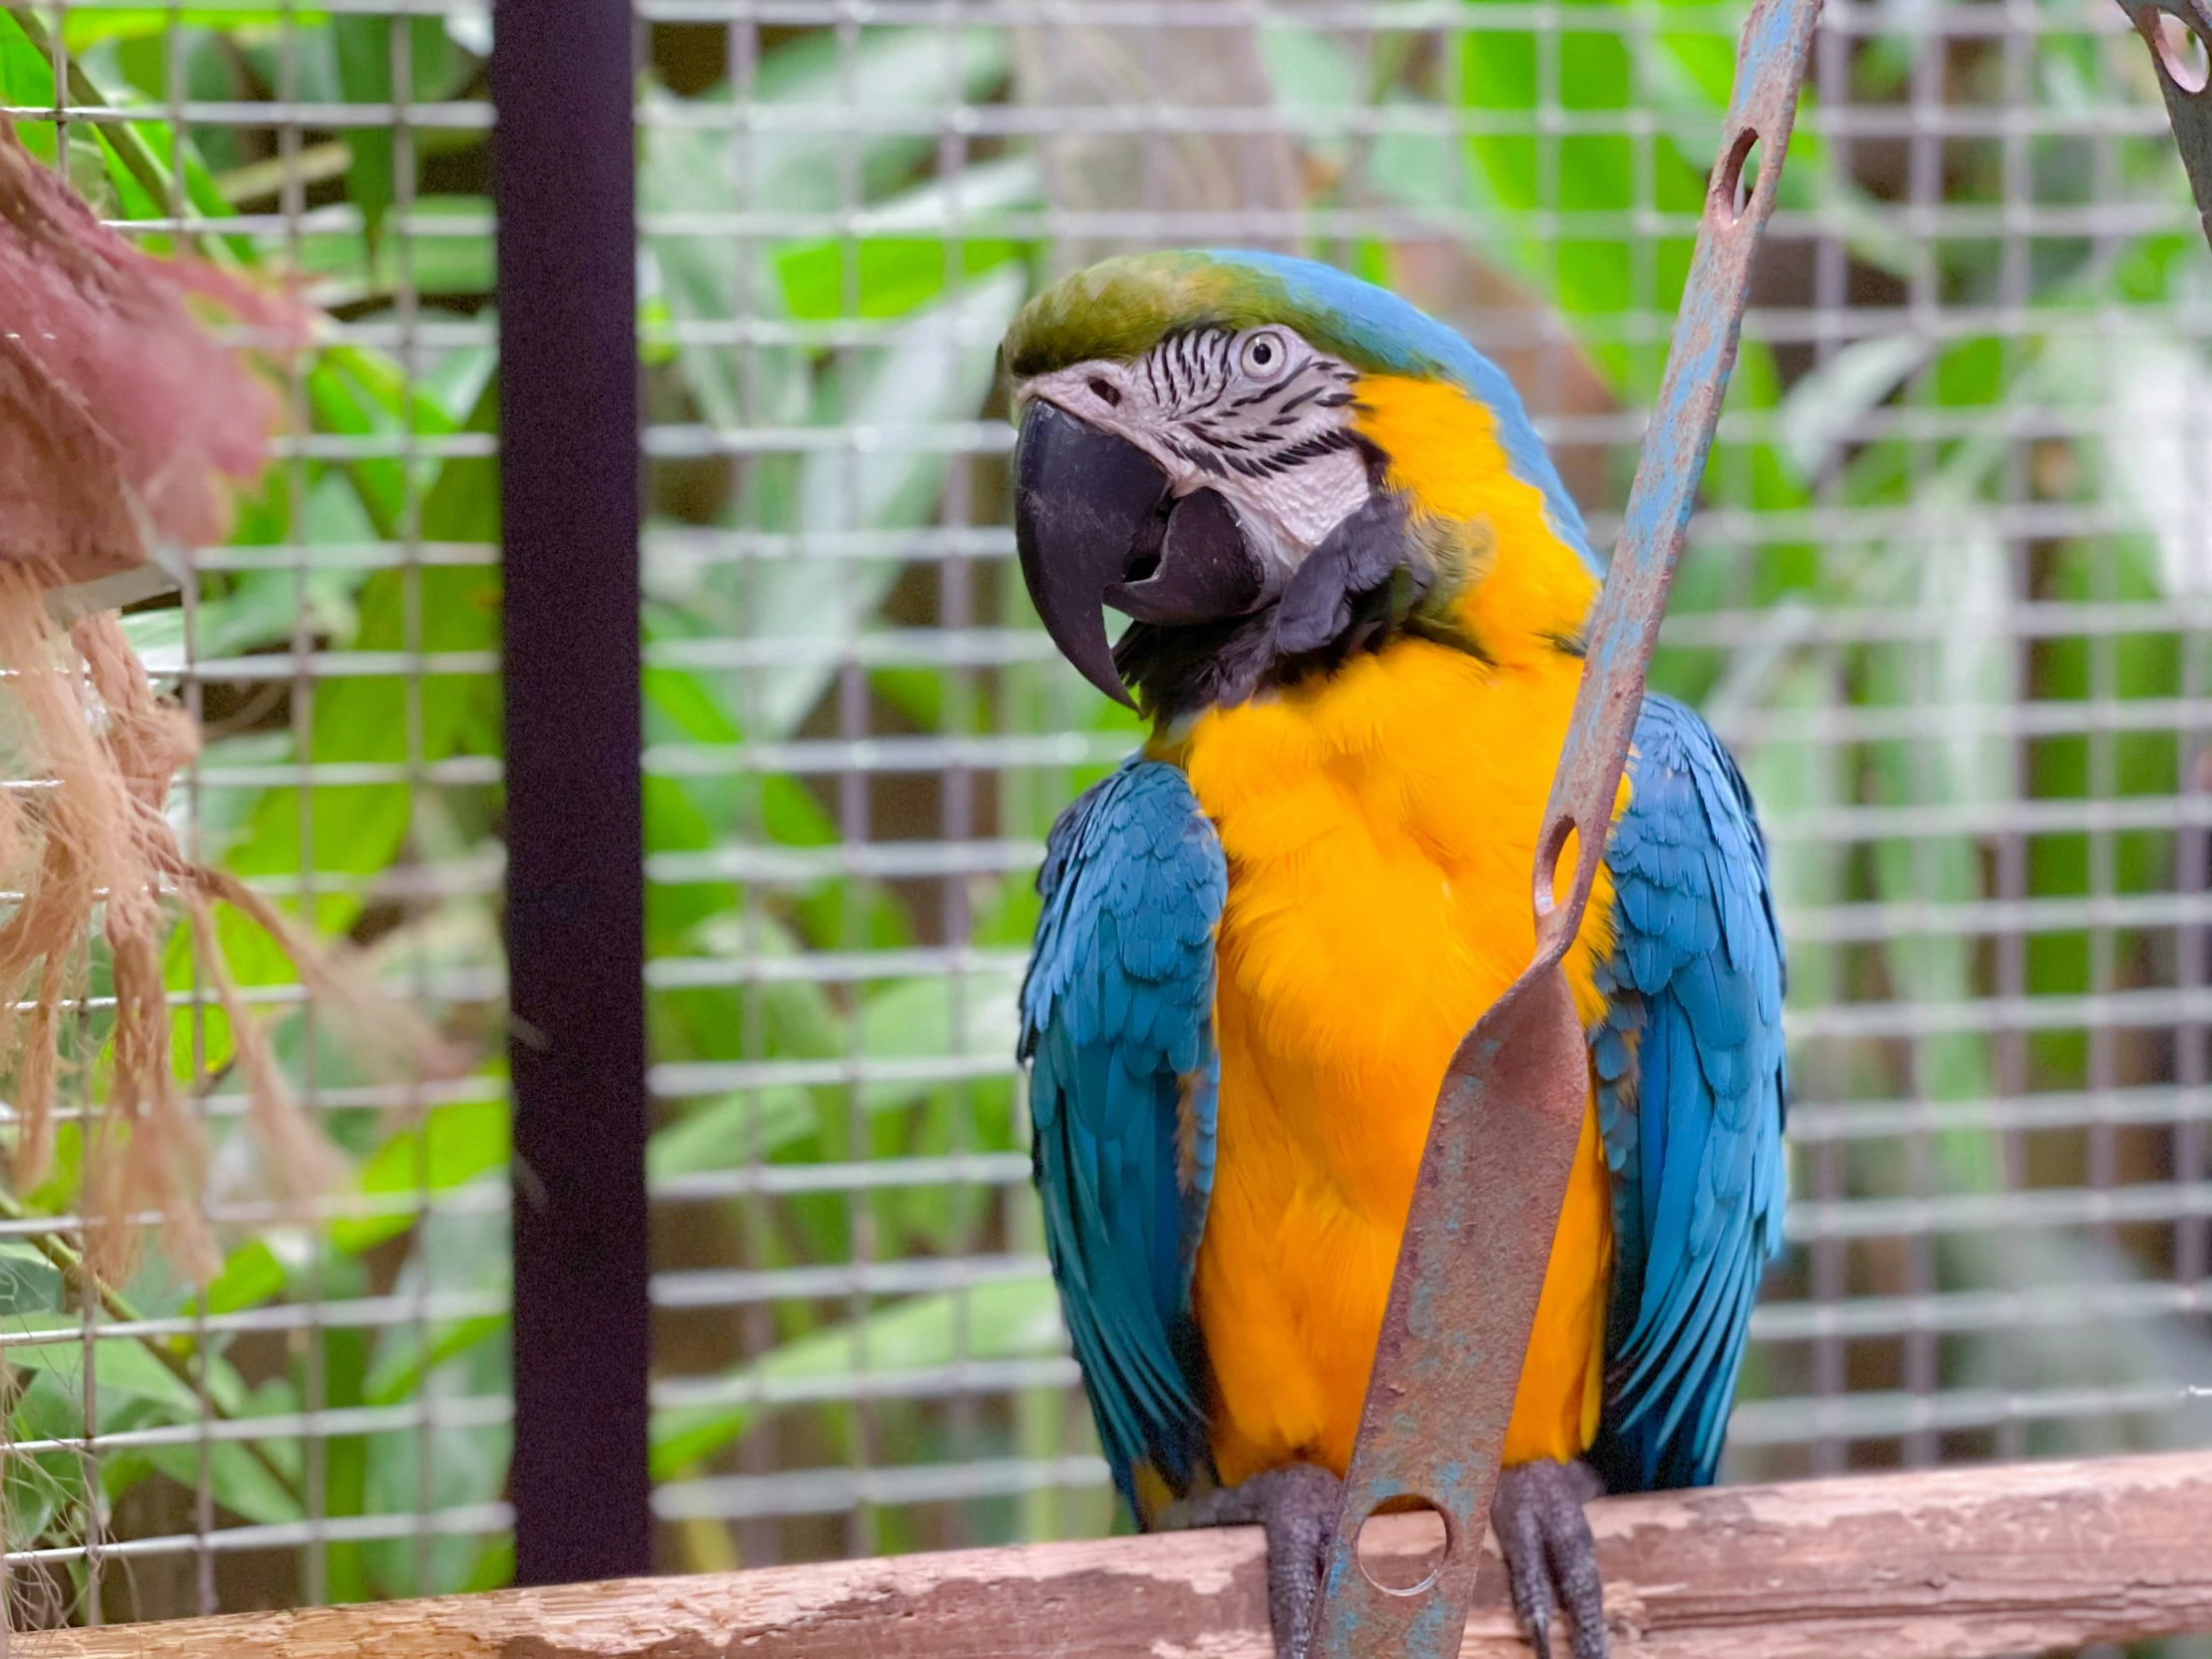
[492,0,651,1585]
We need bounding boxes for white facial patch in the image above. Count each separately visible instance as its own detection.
[1021,325,1372,578]
[1261,443,1371,551]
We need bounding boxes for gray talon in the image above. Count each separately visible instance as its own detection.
[1161,1463,1342,1659]
[1491,1458,1609,1659]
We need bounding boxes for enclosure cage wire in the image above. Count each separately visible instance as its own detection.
[0,0,2209,1638]
[631,0,2212,1593]
[0,0,508,1629]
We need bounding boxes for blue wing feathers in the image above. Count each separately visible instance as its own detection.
[1027,704,1777,1502]
[1590,695,1787,1494]
[1021,760,1225,1500]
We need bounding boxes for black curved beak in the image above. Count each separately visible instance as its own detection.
[1015,401,1268,710]
[1015,400,1163,708]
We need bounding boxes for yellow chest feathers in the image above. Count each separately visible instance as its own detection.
[1160,373,1622,1481]
[1173,634,1619,1480]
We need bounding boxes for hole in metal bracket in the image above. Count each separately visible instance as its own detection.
[1356,1497,1450,1596]
[2154,8,2212,92]
[1715,127,1763,226]
[1534,813,1576,919]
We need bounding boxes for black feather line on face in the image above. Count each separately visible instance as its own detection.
[1171,440,1228,477]
[1254,429,1360,475]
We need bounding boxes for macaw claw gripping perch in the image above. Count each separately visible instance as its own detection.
[0,114,445,1283]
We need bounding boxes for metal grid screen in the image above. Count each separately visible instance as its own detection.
[633,0,2212,1574]
[0,1,508,1628]
[3,0,2212,1636]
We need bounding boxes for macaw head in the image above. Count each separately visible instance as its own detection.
[1003,250,1599,719]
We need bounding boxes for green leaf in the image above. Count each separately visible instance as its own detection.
[683,909,843,1053]
[459,1536,514,1593]
[6,1372,87,1545]
[363,1313,505,1407]
[316,1320,375,1599]
[389,196,496,295]
[744,26,1011,208]
[138,1438,305,1526]
[0,12,55,106]
[62,9,332,48]
[650,1279,1064,1478]
[2,1330,200,1418]
[362,1408,510,1595]
[649,1088,818,1177]
[1775,332,1930,486]
[358,1215,510,1597]
[280,195,495,308]
[204,1239,285,1316]
[641,27,1013,431]
[303,344,469,541]
[86,107,253,262]
[217,366,499,941]
[331,1098,509,1255]
[776,234,1028,322]
[332,14,458,243]
[0,1242,62,1316]
[855,969,1021,1114]
[1260,19,1366,120]
[772,156,1040,321]
[747,267,1025,739]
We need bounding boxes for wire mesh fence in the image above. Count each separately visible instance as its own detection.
[636,0,2212,1575]
[3,0,2212,1639]
[0,0,507,1625]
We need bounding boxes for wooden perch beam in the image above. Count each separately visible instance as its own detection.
[23,1450,2212,1658]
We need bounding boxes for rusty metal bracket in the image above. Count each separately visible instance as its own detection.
[2115,0,2212,247]
[1307,0,1825,1653]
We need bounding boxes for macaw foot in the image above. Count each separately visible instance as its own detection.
[1160,1463,1341,1659]
[1491,1458,1610,1659]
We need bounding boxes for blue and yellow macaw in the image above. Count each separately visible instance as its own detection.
[1010,252,1787,1659]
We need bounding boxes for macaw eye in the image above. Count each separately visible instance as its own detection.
[1239,328,1293,382]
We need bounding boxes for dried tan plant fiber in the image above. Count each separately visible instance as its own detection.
[0,568,209,1278]
[78,610,350,1230]
[0,115,454,1282]
[0,580,452,1283]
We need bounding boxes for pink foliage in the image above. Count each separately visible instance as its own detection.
[0,116,305,574]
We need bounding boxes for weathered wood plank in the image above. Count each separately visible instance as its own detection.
[20,1451,2212,1657]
